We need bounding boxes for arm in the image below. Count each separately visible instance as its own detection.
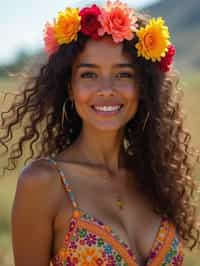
[11,160,56,266]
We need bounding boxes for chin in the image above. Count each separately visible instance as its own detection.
[89,121,125,132]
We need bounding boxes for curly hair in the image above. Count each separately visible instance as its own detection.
[1,12,200,251]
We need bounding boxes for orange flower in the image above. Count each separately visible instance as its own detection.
[135,17,170,62]
[43,21,59,56]
[58,247,69,262]
[79,247,104,266]
[55,7,81,45]
[98,0,138,43]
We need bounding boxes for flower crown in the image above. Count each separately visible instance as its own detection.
[43,0,176,72]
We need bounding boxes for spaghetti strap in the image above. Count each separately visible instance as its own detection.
[42,156,79,210]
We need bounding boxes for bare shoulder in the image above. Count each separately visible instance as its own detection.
[16,157,61,215]
[19,157,55,186]
[17,159,56,203]
[11,158,62,265]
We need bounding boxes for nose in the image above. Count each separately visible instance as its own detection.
[97,78,116,96]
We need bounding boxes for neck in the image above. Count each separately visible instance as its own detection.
[71,124,127,174]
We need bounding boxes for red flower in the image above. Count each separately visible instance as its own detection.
[159,44,176,72]
[79,4,101,40]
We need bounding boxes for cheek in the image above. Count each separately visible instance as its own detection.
[74,88,88,103]
[72,84,93,107]
[71,71,101,102]
[121,85,139,103]
[122,86,140,119]
[72,87,91,120]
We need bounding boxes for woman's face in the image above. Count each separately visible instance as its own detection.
[70,36,139,131]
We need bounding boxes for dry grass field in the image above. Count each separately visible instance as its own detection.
[0,72,200,266]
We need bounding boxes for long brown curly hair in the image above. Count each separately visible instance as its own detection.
[1,12,200,251]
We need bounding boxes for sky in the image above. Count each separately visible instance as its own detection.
[0,0,159,64]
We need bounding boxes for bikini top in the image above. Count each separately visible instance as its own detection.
[43,156,184,266]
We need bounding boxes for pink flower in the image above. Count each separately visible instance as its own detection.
[85,233,97,246]
[43,21,59,56]
[98,0,138,43]
[79,4,101,40]
[159,44,176,72]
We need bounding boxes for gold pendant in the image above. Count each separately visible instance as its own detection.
[117,197,123,210]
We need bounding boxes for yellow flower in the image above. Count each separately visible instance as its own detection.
[135,17,170,62]
[55,7,81,45]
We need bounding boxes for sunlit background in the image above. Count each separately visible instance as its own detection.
[0,0,200,265]
[0,0,158,65]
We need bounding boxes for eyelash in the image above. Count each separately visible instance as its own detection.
[116,72,134,78]
[80,72,97,78]
[80,72,134,79]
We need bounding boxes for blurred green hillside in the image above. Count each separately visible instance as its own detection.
[144,0,200,72]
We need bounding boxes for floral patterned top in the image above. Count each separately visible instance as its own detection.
[44,156,184,266]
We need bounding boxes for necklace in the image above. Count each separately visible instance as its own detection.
[116,196,124,210]
[102,174,124,210]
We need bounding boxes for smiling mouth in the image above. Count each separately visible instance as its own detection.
[90,104,124,115]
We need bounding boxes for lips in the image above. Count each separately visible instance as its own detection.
[91,104,124,108]
[91,104,123,111]
[90,104,124,117]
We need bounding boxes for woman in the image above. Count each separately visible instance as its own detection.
[1,1,199,265]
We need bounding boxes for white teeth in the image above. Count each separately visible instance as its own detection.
[93,105,121,111]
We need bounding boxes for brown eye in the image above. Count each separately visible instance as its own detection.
[116,72,134,78]
[80,72,97,79]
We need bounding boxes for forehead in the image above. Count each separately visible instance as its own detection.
[74,36,132,65]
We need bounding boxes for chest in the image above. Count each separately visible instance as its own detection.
[53,175,161,265]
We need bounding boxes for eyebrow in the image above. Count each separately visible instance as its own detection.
[76,63,134,69]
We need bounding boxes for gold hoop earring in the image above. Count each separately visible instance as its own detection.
[142,111,150,131]
[61,99,74,128]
